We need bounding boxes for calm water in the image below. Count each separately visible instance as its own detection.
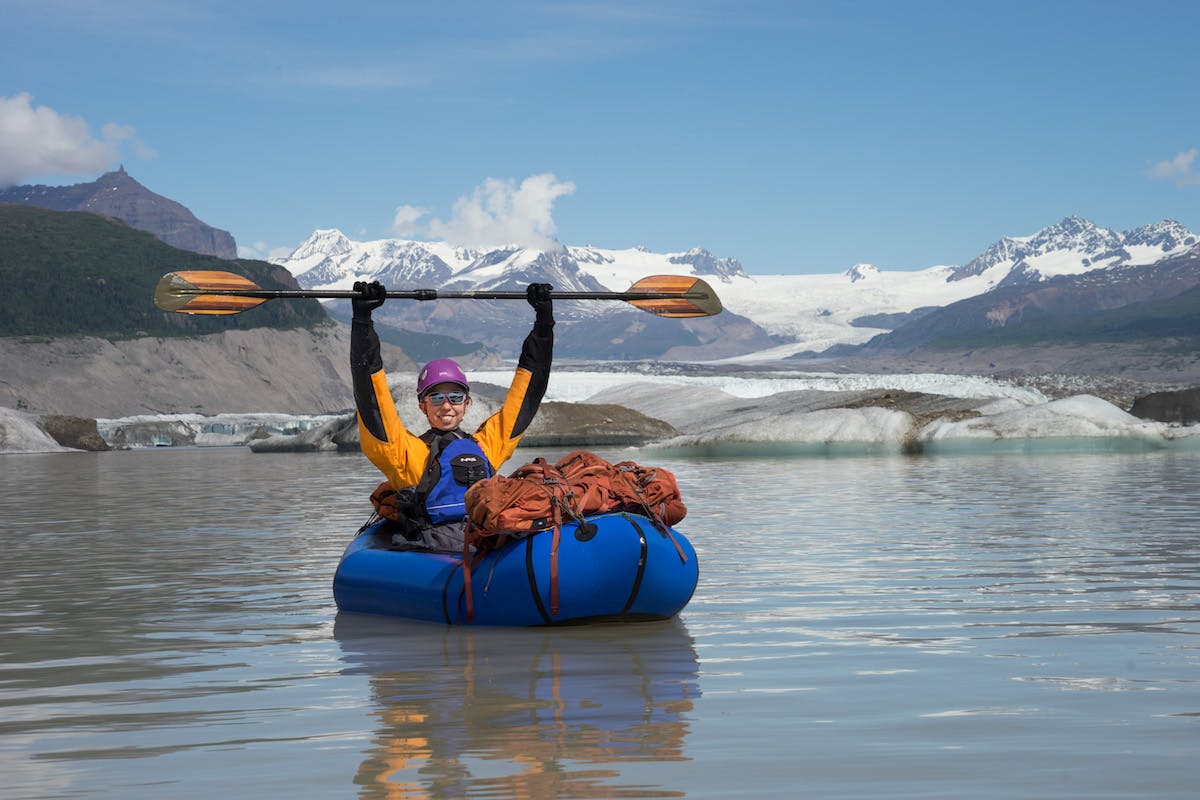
[1,445,1198,799]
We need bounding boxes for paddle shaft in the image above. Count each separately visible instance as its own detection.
[154,270,723,317]
[171,287,713,302]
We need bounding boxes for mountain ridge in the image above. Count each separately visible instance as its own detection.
[3,168,1195,373]
[0,167,238,259]
[849,245,1200,355]
[1,177,1197,419]
[951,216,1196,284]
[274,216,1198,361]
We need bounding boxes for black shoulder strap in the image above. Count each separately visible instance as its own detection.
[418,428,466,447]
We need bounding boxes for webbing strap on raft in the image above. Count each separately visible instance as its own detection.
[616,466,688,563]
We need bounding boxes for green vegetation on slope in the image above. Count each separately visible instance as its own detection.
[0,204,328,339]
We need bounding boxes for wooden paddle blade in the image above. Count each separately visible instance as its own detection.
[154,270,268,315]
[626,275,723,318]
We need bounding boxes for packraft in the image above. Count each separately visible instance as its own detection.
[333,512,698,625]
[339,450,697,625]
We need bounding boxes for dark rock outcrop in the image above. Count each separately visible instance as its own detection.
[1129,387,1200,424]
[42,415,111,451]
[518,401,679,447]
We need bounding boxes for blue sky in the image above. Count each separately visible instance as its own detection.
[3,0,1199,274]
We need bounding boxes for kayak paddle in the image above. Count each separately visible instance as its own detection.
[154,270,723,318]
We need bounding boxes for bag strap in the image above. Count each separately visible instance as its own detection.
[461,521,510,622]
[616,465,688,563]
[548,499,563,616]
[460,466,576,622]
[616,464,664,526]
[518,462,571,616]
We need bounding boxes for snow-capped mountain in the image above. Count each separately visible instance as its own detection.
[854,242,1200,357]
[950,217,1196,286]
[285,231,745,295]
[272,217,1198,361]
[709,218,1191,357]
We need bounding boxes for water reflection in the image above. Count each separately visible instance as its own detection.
[333,616,699,799]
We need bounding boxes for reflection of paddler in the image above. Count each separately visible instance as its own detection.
[334,617,700,798]
[372,705,432,792]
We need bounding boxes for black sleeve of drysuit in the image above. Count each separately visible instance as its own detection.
[510,317,554,438]
[350,318,389,443]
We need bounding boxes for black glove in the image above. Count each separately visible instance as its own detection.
[352,281,386,320]
[526,282,553,323]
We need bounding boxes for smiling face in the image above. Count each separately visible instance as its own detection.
[418,381,471,432]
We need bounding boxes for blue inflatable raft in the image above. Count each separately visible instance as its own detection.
[333,512,699,625]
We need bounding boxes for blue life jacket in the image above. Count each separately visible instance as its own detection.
[418,434,494,525]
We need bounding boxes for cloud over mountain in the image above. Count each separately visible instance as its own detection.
[0,93,153,187]
[1151,148,1200,187]
[391,173,576,251]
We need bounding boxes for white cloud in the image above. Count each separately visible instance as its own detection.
[425,174,576,250]
[0,93,152,187]
[102,122,158,160]
[1150,148,1200,186]
[391,204,428,236]
[239,241,297,261]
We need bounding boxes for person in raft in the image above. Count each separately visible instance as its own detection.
[350,280,554,550]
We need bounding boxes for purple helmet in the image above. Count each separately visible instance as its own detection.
[416,358,470,398]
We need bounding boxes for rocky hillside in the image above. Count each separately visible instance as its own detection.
[0,167,237,258]
[0,325,416,417]
[0,203,422,417]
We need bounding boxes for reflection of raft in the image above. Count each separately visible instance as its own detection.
[333,615,701,793]
[333,513,699,625]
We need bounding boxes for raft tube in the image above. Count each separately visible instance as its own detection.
[333,512,699,625]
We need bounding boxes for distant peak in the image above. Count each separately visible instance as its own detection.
[1122,219,1198,250]
[96,167,141,188]
[303,228,351,244]
[291,228,353,259]
[1049,215,1099,232]
[846,263,879,282]
[950,215,1197,282]
[667,247,747,279]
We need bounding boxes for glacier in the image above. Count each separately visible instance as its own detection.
[3,370,1196,456]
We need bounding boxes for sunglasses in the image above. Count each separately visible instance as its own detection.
[423,391,468,406]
